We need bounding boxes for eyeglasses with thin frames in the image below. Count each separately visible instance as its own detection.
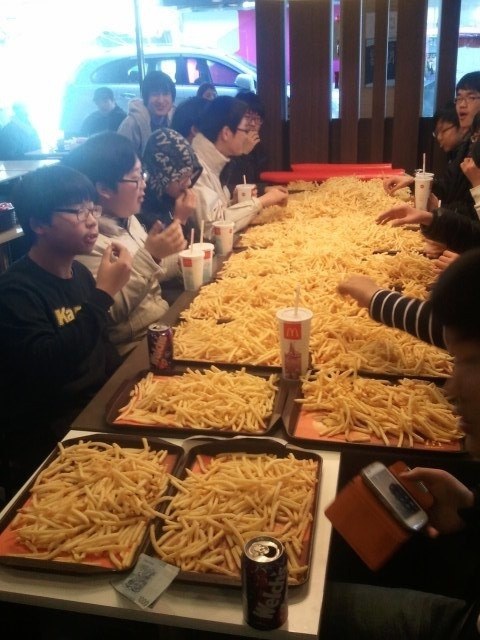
[53,205,102,223]
[118,171,149,188]
[454,95,480,106]
[432,124,456,139]
[236,128,250,134]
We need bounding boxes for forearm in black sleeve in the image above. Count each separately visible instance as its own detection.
[369,289,446,348]
[422,208,480,253]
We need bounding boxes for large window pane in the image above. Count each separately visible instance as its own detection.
[0,0,257,154]
[422,0,441,117]
[456,0,480,81]
[0,0,136,150]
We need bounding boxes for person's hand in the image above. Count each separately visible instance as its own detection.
[461,156,480,188]
[382,174,414,195]
[258,188,288,208]
[400,467,473,537]
[96,242,132,297]
[144,219,187,261]
[376,205,433,227]
[265,185,288,195]
[337,275,381,308]
[173,188,196,225]
[243,130,260,154]
[427,192,439,211]
[424,239,447,259]
[433,250,460,274]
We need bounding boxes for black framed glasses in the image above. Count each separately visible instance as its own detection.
[118,171,149,188]
[453,95,480,105]
[247,115,263,126]
[432,124,456,139]
[53,204,102,223]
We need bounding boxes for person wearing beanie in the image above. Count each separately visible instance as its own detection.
[139,127,201,240]
[117,70,176,156]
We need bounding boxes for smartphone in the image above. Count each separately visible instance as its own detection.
[361,461,428,532]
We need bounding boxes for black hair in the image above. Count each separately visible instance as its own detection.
[456,72,480,94]
[198,96,248,143]
[235,90,265,120]
[196,83,217,99]
[12,165,96,248]
[93,87,114,103]
[433,102,459,129]
[62,132,138,190]
[472,140,480,168]
[431,248,480,342]
[171,97,209,139]
[141,70,176,104]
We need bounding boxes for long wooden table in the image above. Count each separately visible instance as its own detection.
[0,261,341,638]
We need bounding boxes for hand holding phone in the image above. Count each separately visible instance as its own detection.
[361,461,428,532]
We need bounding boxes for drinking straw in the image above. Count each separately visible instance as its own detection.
[438,199,442,208]
[190,228,194,253]
[294,284,300,317]
[200,220,204,245]
[243,174,247,185]
[422,153,426,174]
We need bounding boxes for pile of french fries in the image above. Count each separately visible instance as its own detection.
[8,439,170,569]
[150,452,318,584]
[117,367,278,432]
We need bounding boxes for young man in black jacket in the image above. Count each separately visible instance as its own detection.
[384,71,480,220]
[0,164,132,499]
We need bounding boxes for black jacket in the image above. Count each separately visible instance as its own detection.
[422,207,480,253]
[432,139,476,220]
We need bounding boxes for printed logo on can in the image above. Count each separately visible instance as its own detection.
[284,322,302,340]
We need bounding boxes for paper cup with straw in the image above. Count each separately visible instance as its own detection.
[276,287,313,379]
[212,219,234,256]
[193,221,214,284]
[414,169,434,210]
[179,228,204,290]
[237,173,256,203]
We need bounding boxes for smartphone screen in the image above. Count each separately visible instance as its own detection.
[361,462,428,531]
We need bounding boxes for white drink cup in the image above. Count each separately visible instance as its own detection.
[236,183,256,202]
[276,307,313,379]
[414,171,434,210]
[179,248,204,291]
[192,242,214,284]
[212,220,234,256]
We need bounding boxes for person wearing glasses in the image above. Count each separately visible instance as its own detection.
[432,103,464,159]
[383,72,480,220]
[0,164,132,498]
[63,132,186,356]
[191,96,288,239]
[220,91,269,198]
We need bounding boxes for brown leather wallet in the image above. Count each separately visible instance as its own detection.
[325,461,432,571]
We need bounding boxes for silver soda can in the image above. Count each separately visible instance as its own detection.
[242,536,288,630]
[147,324,173,372]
